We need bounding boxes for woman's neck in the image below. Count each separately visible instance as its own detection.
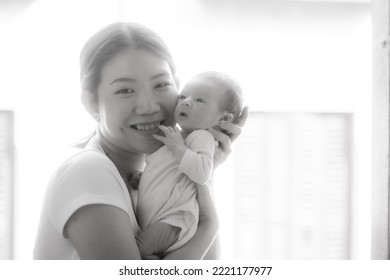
[97,131,145,179]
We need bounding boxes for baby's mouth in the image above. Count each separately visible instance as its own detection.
[179,112,188,117]
[131,121,162,131]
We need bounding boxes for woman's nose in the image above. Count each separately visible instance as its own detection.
[135,91,160,115]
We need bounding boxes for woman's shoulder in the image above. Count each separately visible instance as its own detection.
[62,148,111,170]
[63,132,110,166]
[52,148,117,186]
[47,148,125,205]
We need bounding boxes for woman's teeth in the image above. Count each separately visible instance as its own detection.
[133,122,160,131]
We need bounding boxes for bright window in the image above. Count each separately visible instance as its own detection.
[232,112,352,259]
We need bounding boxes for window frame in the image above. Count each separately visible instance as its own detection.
[0,111,14,259]
[372,0,390,260]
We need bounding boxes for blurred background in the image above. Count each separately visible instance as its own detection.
[0,0,371,259]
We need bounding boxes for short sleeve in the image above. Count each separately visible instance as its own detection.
[48,151,132,237]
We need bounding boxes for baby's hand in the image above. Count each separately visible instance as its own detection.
[153,126,187,162]
[153,125,184,145]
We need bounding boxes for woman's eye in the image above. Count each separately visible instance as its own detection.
[116,88,135,95]
[196,98,205,103]
[155,82,171,89]
[178,95,186,100]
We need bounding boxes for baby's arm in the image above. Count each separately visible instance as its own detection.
[178,130,215,184]
[136,222,180,259]
[153,126,215,185]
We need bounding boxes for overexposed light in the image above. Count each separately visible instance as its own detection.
[0,0,371,259]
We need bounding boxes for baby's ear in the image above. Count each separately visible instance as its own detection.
[218,112,234,125]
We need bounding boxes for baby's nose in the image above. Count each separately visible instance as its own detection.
[182,99,191,107]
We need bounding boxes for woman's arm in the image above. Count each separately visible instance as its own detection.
[163,185,219,260]
[65,204,141,260]
[203,236,221,259]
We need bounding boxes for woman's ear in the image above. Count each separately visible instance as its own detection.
[218,112,234,125]
[81,90,99,120]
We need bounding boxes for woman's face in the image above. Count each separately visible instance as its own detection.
[95,48,178,154]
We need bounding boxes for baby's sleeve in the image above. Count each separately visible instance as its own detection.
[48,151,130,237]
[179,130,215,185]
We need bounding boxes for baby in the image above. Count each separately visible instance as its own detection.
[136,71,243,259]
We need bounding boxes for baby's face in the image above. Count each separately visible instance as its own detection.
[174,76,225,131]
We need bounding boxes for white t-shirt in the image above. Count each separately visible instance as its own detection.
[33,135,139,259]
[137,129,215,252]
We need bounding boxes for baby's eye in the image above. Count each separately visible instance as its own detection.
[178,95,186,100]
[116,88,135,95]
[196,98,205,103]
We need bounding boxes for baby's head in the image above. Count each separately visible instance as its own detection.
[174,71,243,132]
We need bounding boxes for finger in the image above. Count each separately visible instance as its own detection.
[236,106,249,127]
[173,128,181,137]
[167,126,175,134]
[158,125,171,136]
[173,126,180,133]
[153,134,167,144]
[208,128,232,152]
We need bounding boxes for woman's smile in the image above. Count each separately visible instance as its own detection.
[131,121,162,132]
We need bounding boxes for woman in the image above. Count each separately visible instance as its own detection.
[33,22,247,260]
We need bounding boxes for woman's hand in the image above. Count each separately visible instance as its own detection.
[208,106,249,168]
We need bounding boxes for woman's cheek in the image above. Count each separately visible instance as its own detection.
[165,101,178,126]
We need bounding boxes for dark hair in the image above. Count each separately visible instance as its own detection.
[194,71,243,124]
